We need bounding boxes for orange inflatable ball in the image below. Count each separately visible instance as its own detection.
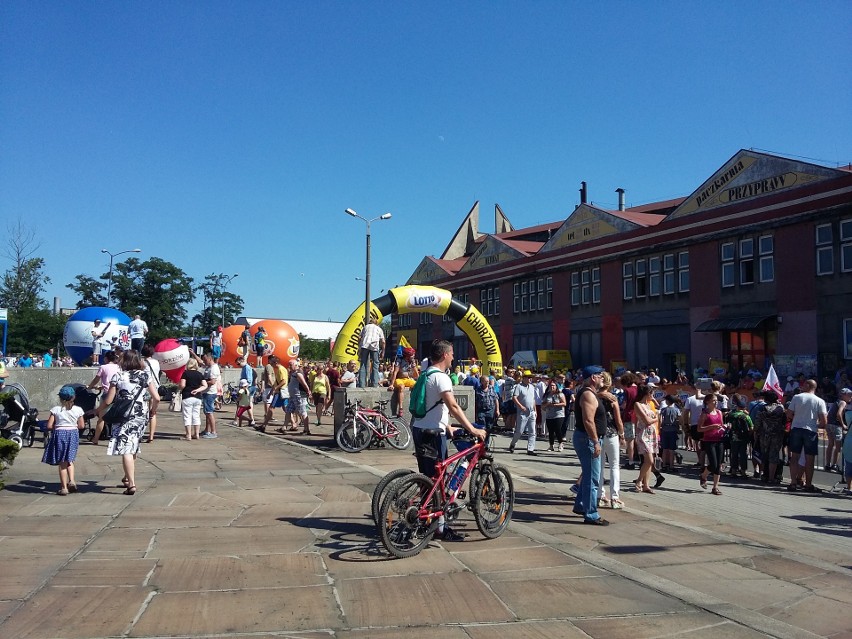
[248,320,300,367]
[218,324,251,367]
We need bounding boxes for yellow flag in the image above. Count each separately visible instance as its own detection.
[399,335,411,349]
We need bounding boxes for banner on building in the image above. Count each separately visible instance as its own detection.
[537,350,572,371]
[709,358,729,376]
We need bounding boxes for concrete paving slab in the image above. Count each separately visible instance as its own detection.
[480,564,607,582]
[0,554,70,599]
[0,585,152,639]
[80,527,156,557]
[487,575,690,619]
[739,554,832,581]
[451,544,581,573]
[324,545,466,580]
[151,525,315,557]
[463,620,590,638]
[233,502,328,526]
[51,558,158,586]
[317,484,372,502]
[0,533,92,557]
[340,627,469,638]
[151,553,328,591]
[758,593,852,637]
[336,573,514,627]
[0,515,109,536]
[130,585,340,636]
[573,612,770,639]
[111,504,245,528]
[600,539,764,569]
[210,486,324,506]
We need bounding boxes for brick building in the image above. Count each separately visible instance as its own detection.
[398,149,852,379]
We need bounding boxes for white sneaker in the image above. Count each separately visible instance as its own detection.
[558,443,564,452]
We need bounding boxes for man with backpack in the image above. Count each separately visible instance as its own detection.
[410,340,486,542]
[726,394,754,477]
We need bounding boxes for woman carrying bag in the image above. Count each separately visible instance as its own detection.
[98,351,160,495]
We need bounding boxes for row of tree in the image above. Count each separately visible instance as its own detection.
[0,220,296,357]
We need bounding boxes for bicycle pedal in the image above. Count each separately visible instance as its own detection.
[445,502,463,520]
[457,491,466,500]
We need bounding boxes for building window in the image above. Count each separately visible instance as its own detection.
[721,242,735,288]
[739,238,754,285]
[635,259,647,298]
[581,269,590,304]
[571,272,580,306]
[678,251,690,292]
[663,254,675,294]
[623,261,633,300]
[513,283,520,314]
[759,234,774,282]
[592,267,601,303]
[398,313,411,328]
[521,281,528,312]
[816,224,834,275]
[545,276,552,309]
[536,278,544,311]
[648,256,661,296]
[842,219,852,273]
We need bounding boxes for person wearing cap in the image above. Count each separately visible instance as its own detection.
[825,388,851,473]
[388,347,420,417]
[509,370,538,455]
[234,378,256,428]
[42,385,85,495]
[572,365,610,525]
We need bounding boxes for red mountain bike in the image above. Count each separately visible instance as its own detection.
[376,427,514,558]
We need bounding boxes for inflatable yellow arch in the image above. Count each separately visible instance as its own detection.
[332,285,503,377]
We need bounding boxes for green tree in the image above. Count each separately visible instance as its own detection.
[0,220,50,313]
[299,335,331,361]
[109,257,195,342]
[5,307,66,356]
[66,275,108,308]
[192,274,244,335]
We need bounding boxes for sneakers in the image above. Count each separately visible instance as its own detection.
[201,432,218,439]
[611,499,624,509]
[508,446,515,453]
[439,527,466,542]
[654,475,666,489]
[803,484,823,493]
[570,483,580,495]
[558,442,564,452]
[527,450,538,456]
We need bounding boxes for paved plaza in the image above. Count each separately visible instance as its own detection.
[0,411,850,638]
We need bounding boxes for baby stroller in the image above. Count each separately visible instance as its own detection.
[69,383,104,441]
[0,382,40,449]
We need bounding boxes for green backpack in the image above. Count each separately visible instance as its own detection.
[409,369,444,419]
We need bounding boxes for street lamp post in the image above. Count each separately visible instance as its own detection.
[101,248,141,305]
[221,273,239,327]
[345,209,391,334]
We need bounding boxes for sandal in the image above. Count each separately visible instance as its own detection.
[302,430,312,436]
[711,488,722,495]
[123,485,136,495]
[642,488,655,494]
[700,478,707,490]
[68,484,78,493]
[611,499,624,509]
[56,488,69,496]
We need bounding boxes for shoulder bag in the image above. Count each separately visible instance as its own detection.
[103,382,146,426]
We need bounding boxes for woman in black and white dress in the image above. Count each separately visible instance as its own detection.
[99,351,160,495]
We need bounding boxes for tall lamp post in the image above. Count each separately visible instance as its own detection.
[345,209,392,333]
[101,248,141,305]
[221,273,239,327]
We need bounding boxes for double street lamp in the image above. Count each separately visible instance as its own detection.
[221,273,239,326]
[101,248,141,304]
[344,208,392,332]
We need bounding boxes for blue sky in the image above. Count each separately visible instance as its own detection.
[2,1,850,325]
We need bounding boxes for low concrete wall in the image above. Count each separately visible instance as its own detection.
[3,368,244,412]
[332,385,474,432]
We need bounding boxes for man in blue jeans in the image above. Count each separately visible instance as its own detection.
[572,365,610,525]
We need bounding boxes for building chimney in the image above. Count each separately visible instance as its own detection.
[615,188,625,211]
[580,181,587,205]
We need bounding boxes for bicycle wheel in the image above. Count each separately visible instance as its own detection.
[472,463,514,539]
[222,391,233,405]
[378,473,440,559]
[371,468,414,524]
[26,424,35,447]
[336,417,373,452]
[385,418,412,450]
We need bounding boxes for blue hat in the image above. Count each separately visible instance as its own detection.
[58,385,76,400]
[581,365,605,378]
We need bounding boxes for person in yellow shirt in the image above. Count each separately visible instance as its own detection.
[387,347,420,416]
